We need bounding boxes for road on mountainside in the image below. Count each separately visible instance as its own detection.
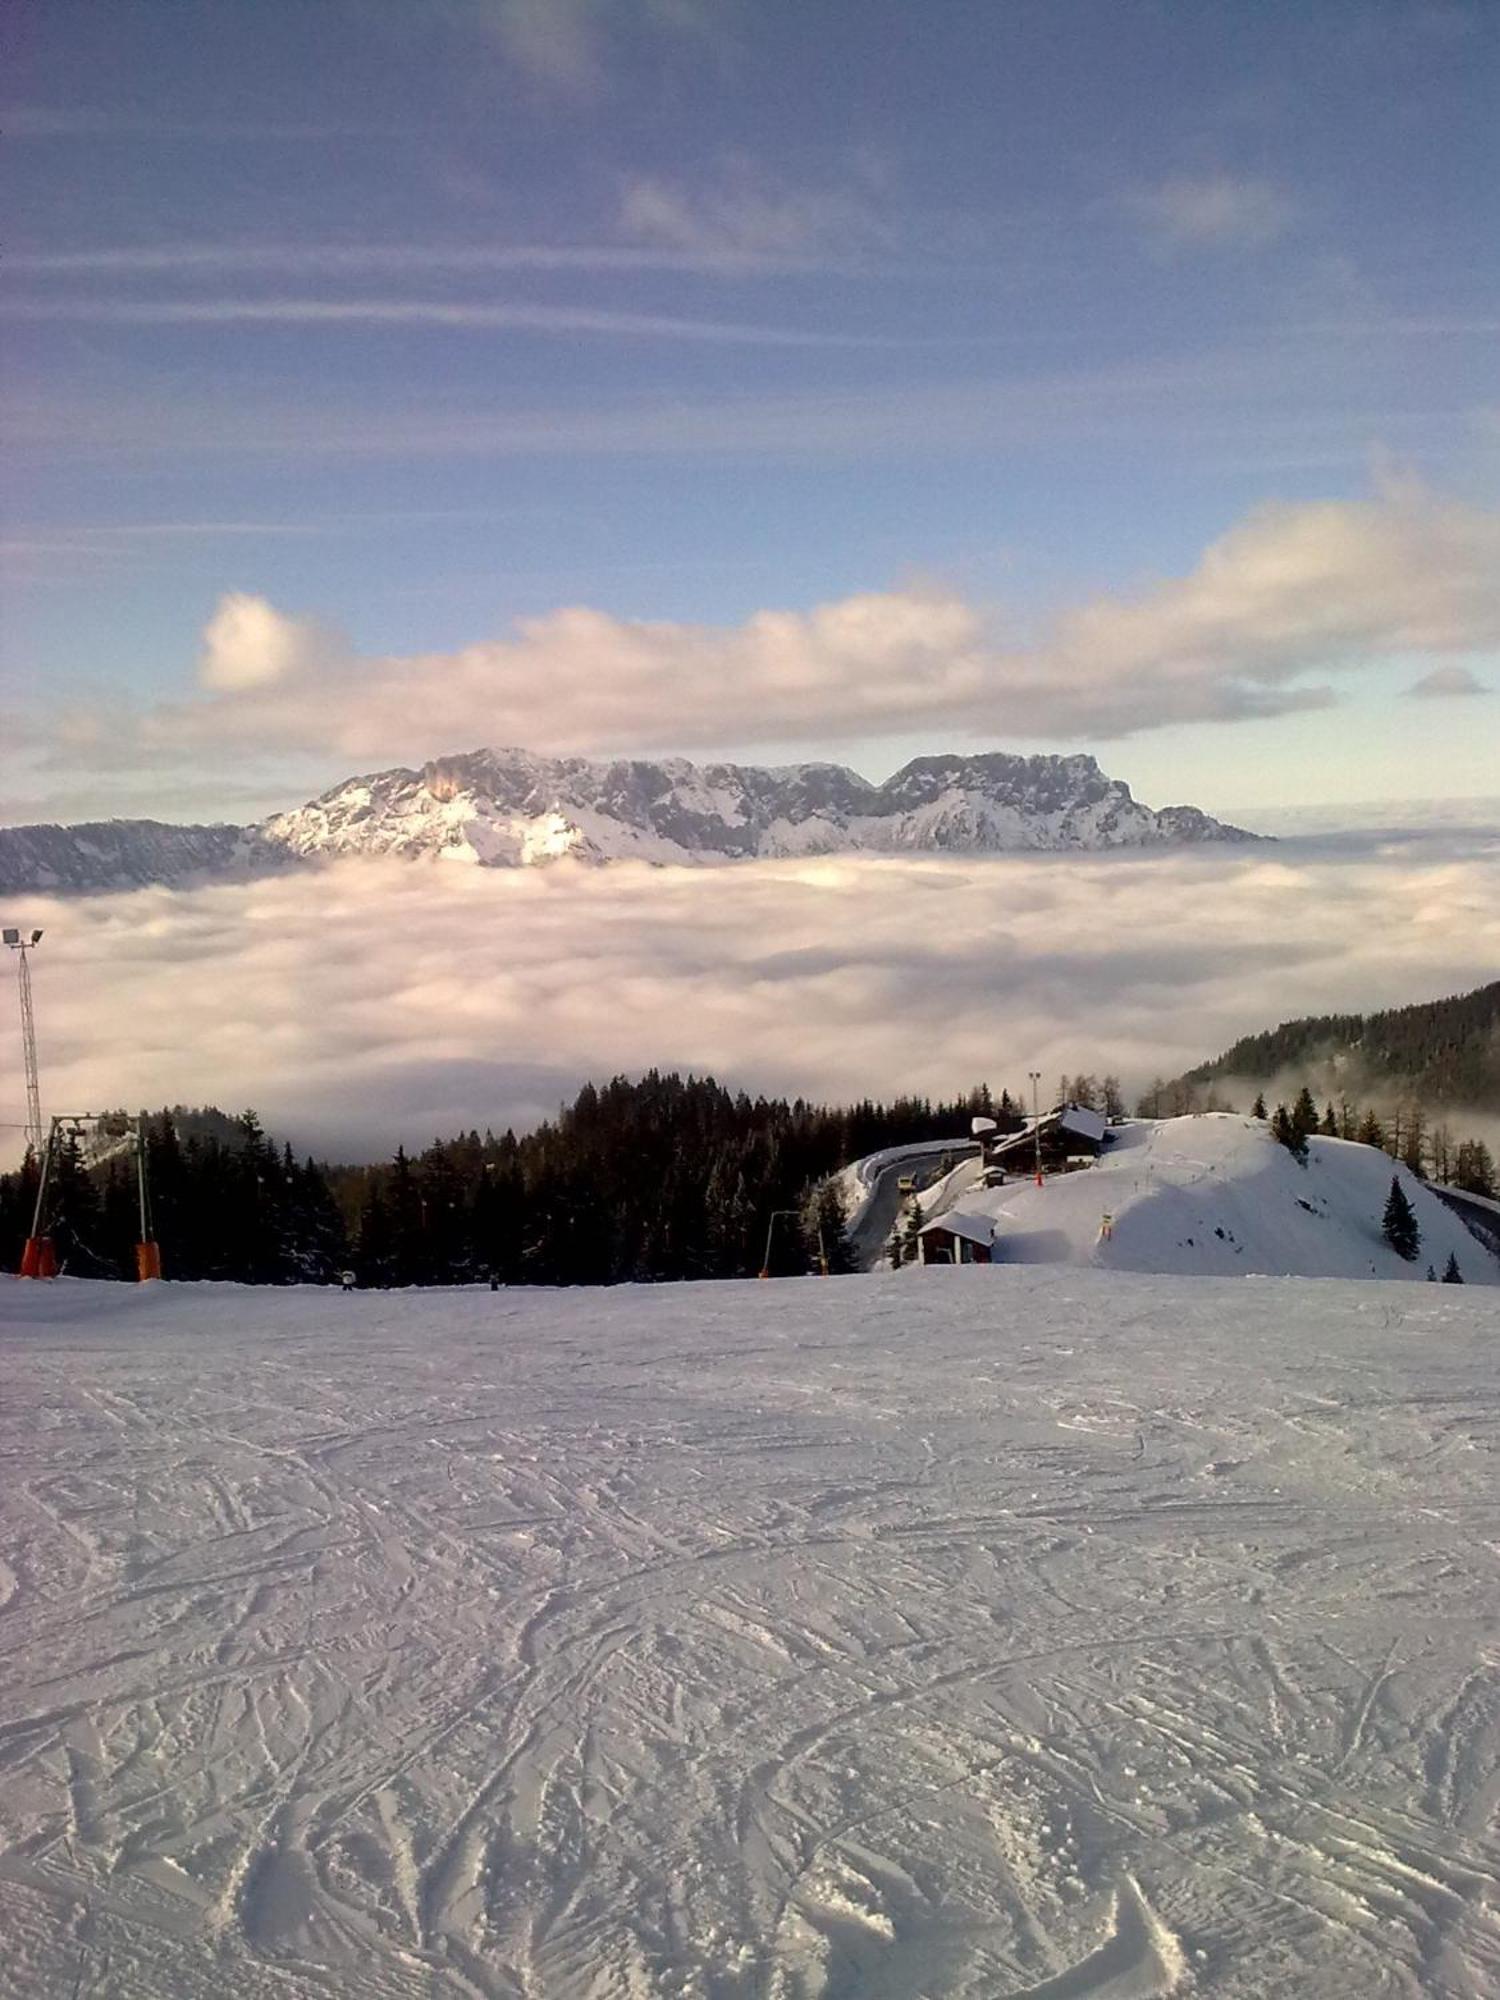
[848,1143,978,1267]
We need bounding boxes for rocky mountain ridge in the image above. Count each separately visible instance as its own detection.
[0,746,1258,892]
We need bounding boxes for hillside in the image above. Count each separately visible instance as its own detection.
[912,1114,1498,1283]
[4,1267,1496,1996]
[1176,981,1500,1113]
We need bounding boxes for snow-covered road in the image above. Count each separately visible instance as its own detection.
[2,1271,1498,1997]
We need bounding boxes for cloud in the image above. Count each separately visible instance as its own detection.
[1406,664,1490,699]
[198,593,343,693]
[3,295,888,349]
[1122,174,1294,250]
[471,0,730,97]
[9,241,853,278]
[10,833,1498,1165]
[108,486,1500,768]
[619,160,896,262]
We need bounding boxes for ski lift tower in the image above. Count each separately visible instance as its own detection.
[3,927,44,1160]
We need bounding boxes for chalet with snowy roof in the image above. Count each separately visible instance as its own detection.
[979,1103,1107,1180]
[917,1212,994,1265]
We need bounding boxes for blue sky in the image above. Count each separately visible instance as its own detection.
[4,0,1497,823]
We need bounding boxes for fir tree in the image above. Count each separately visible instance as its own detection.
[1453,1139,1496,1199]
[1270,1104,1308,1165]
[1381,1176,1421,1262]
[1291,1086,1320,1139]
[1250,1092,1268,1120]
[1442,1251,1464,1284]
[1356,1109,1385,1150]
[1320,1102,1338,1136]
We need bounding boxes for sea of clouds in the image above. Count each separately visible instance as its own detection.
[8,826,1497,1166]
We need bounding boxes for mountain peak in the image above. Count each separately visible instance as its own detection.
[0,746,1260,893]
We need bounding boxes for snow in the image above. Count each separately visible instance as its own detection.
[921,1115,1500,1285]
[2,1267,1498,1996]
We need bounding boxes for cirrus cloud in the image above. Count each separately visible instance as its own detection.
[1122,173,1295,250]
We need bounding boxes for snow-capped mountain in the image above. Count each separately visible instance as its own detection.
[265,747,1257,866]
[0,747,1257,891]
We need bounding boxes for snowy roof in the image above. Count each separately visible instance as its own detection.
[1057,1104,1106,1143]
[918,1211,994,1247]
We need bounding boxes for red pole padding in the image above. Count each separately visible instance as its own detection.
[135,1242,163,1282]
[20,1237,57,1279]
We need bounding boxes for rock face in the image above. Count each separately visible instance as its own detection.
[0,747,1259,891]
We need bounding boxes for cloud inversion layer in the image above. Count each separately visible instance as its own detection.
[13,833,1499,1164]
[138,487,1500,767]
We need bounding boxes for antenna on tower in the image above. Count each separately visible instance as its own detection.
[3,927,45,1159]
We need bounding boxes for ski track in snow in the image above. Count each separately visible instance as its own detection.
[1,1270,1499,1997]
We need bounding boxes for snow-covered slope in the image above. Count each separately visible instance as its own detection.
[917,1113,1499,1282]
[0,748,1257,889]
[3,1269,1496,1996]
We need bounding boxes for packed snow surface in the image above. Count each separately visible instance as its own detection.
[918,1115,1500,1284]
[2,1270,1499,1997]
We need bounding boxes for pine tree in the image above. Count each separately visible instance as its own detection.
[1291,1086,1320,1139]
[1356,1109,1385,1150]
[1453,1140,1496,1199]
[803,1180,856,1274]
[1270,1104,1308,1165]
[1381,1176,1421,1262]
[1251,1092,1268,1120]
[1399,1105,1427,1180]
[1442,1251,1464,1284]
[900,1197,923,1266]
[1320,1102,1338,1136]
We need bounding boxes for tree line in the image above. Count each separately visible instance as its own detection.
[1177,979,1500,1113]
[0,1073,1009,1288]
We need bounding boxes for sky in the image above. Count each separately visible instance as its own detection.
[4,0,1498,827]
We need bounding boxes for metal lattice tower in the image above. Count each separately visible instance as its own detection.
[4,928,44,1158]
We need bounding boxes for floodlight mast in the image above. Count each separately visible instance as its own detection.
[1028,1070,1044,1187]
[4,928,44,1160]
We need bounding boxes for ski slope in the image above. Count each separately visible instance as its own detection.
[915,1115,1500,1284]
[2,1270,1499,1997]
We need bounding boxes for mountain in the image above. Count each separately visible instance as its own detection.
[0,819,272,894]
[0,746,1258,892]
[1180,981,1500,1113]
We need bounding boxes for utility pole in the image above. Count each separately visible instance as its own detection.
[1028,1069,1044,1187]
[3,928,44,1160]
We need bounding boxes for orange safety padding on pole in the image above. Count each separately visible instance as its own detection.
[20,1237,57,1279]
[135,1241,163,1282]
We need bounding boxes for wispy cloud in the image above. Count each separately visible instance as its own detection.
[3,295,893,347]
[0,104,388,140]
[1121,173,1295,250]
[619,158,897,262]
[469,0,732,99]
[9,240,848,278]
[1406,665,1491,699]
[8,341,1417,467]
